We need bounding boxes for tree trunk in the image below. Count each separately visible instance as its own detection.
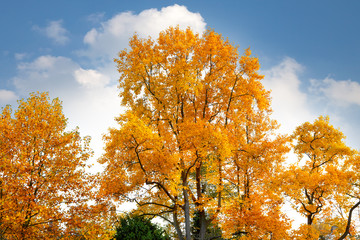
[199,210,207,240]
[183,189,191,240]
[173,208,185,240]
[307,214,313,225]
[182,169,191,240]
[195,165,208,240]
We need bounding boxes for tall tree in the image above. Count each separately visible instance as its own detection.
[99,27,288,240]
[0,92,99,239]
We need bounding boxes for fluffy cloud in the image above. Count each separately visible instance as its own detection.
[80,4,206,61]
[74,68,110,89]
[262,58,315,134]
[0,89,17,105]
[310,77,360,106]
[33,20,70,45]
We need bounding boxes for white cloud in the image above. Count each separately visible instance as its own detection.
[310,77,360,106]
[74,68,110,89]
[262,58,315,134]
[80,4,206,60]
[0,89,17,105]
[33,20,69,45]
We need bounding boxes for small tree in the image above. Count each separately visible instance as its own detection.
[281,116,356,239]
[0,92,96,239]
[113,214,170,240]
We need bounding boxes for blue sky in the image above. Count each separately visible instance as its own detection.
[1,1,360,159]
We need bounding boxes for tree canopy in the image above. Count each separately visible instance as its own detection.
[0,92,112,239]
[99,26,291,240]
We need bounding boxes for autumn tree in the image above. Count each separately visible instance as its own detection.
[281,116,354,239]
[99,26,290,240]
[0,92,107,239]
